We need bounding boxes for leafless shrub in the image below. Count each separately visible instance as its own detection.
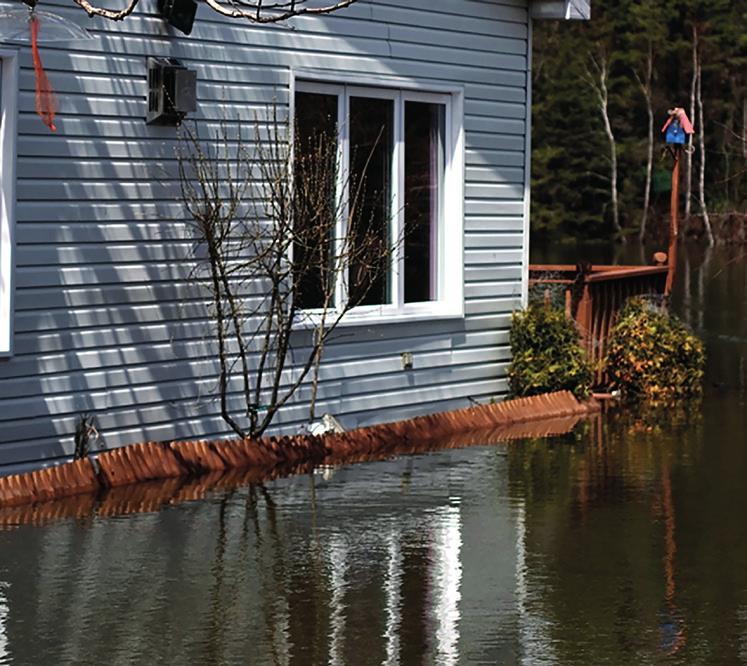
[177,107,396,438]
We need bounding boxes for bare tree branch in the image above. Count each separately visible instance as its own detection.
[203,0,358,23]
[177,102,398,439]
[73,0,139,20]
[74,0,358,23]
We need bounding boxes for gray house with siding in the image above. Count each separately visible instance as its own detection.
[0,0,589,473]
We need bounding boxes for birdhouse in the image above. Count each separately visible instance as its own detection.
[662,108,694,146]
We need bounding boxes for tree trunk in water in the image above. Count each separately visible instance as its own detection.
[685,27,698,219]
[638,42,654,242]
[696,51,714,246]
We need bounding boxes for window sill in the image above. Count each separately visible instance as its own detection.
[293,302,465,329]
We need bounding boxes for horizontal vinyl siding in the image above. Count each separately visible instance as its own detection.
[0,0,529,470]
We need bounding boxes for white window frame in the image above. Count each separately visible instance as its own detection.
[291,71,465,326]
[0,50,18,357]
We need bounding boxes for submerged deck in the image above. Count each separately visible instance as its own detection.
[529,263,669,384]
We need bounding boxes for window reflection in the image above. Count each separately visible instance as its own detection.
[348,96,394,306]
[294,91,338,310]
[404,101,444,303]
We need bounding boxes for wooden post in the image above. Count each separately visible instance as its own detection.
[576,283,593,356]
[665,147,681,296]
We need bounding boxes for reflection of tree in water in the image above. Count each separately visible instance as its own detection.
[206,493,230,665]
[504,405,710,663]
[192,475,453,665]
[658,463,685,656]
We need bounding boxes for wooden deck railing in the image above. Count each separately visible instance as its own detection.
[529,263,669,385]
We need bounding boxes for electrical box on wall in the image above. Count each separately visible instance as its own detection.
[146,57,197,126]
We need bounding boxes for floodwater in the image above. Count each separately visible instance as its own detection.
[0,244,745,665]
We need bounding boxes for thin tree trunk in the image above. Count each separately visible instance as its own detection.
[696,51,715,246]
[588,55,623,240]
[723,106,732,204]
[685,26,698,219]
[638,42,654,242]
[602,77,622,240]
[683,248,691,326]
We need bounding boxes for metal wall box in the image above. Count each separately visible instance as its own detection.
[146,57,197,125]
[157,0,197,35]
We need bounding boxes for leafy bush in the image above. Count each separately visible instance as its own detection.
[508,304,594,400]
[605,297,705,403]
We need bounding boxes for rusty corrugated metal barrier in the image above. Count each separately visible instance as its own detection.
[0,390,599,524]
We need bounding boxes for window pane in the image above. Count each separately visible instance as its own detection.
[404,101,444,303]
[294,91,339,309]
[348,96,394,306]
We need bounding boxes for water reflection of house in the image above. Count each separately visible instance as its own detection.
[0,446,531,664]
[0,1,589,473]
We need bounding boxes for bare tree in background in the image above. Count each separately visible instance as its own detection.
[177,110,395,438]
[585,52,623,240]
[695,45,715,246]
[635,40,654,241]
[73,0,358,23]
[685,25,698,220]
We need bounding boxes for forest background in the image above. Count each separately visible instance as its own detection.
[531,0,747,244]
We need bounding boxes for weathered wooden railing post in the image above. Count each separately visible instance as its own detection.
[665,147,681,296]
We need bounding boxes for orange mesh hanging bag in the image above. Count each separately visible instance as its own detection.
[31,15,57,132]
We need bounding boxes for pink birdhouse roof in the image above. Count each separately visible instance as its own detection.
[662,108,695,134]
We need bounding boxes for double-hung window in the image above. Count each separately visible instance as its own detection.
[294,79,464,323]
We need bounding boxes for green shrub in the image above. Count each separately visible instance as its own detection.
[508,304,594,399]
[605,297,705,403]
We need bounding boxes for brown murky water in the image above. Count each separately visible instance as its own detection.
[0,244,745,665]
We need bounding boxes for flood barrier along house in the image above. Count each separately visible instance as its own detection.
[0,0,590,473]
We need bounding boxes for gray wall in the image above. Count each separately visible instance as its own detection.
[0,0,530,471]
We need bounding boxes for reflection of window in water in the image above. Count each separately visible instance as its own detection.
[383,504,462,665]
[430,505,462,665]
[0,581,8,662]
[383,532,403,666]
[739,605,747,663]
[327,534,348,666]
[515,499,556,665]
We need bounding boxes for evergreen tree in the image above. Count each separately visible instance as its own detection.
[532,0,747,243]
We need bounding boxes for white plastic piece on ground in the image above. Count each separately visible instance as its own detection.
[306,414,345,436]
